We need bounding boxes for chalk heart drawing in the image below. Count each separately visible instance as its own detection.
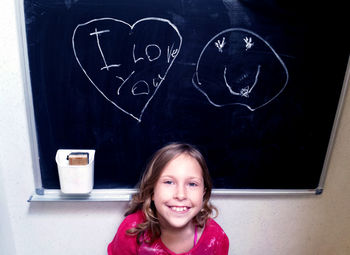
[72,17,182,122]
[192,28,289,111]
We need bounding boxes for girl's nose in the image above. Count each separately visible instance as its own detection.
[175,184,186,200]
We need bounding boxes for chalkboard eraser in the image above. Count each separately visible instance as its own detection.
[67,152,89,165]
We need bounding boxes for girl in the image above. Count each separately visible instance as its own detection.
[108,143,229,254]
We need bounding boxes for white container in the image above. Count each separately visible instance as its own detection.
[56,149,95,194]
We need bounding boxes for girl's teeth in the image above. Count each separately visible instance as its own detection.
[171,206,188,212]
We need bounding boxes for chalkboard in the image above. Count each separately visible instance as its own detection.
[22,0,349,191]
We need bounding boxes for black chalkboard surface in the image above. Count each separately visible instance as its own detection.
[23,0,349,191]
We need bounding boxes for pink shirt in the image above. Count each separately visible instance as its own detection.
[108,210,229,255]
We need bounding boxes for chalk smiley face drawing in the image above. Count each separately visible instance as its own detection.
[192,28,289,111]
[72,17,182,122]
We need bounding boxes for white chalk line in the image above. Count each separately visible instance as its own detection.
[193,28,289,111]
[72,17,182,122]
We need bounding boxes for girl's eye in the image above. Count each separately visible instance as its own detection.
[188,182,198,187]
[164,180,174,185]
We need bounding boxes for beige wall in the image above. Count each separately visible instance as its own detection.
[1,0,349,254]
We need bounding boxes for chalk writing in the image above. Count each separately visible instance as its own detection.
[72,17,182,122]
[89,28,111,70]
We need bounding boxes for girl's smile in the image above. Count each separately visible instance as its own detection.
[168,206,190,213]
[153,153,205,231]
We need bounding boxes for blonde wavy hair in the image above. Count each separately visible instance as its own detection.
[125,142,217,244]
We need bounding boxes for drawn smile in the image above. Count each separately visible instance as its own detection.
[223,65,261,98]
[192,28,289,111]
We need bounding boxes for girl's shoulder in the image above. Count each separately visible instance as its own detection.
[122,210,145,227]
[113,210,146,243]
[107,210,146,255]
[205,218,227,236]
[185,218,229,255]
[195,218,229,253]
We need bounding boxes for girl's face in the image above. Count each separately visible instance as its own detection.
[153,153,205,231]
